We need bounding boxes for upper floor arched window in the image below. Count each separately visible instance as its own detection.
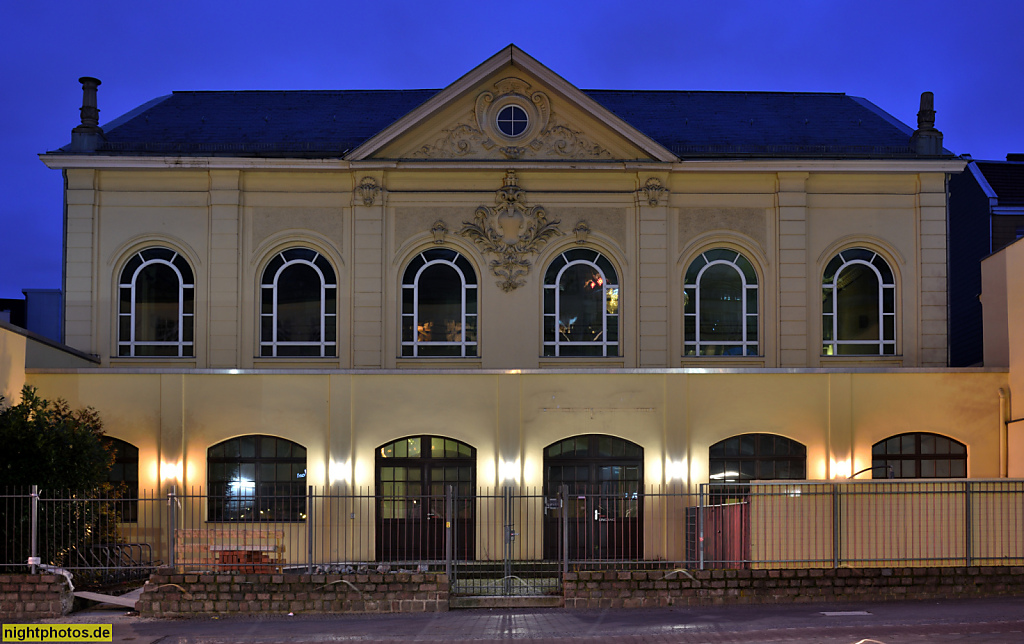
[401,248,478,358]
[117,247,194,357]
[684,249,759,356]
[822,248,896,356]
[543,249,619,357]
[260,248,337,357]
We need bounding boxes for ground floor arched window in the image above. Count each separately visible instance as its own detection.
[871,432,966,478]
[103,437,139,522]
[542,434,643,560]
[375,436,475,561]
[207,435,307,522]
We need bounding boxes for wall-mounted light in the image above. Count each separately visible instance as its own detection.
[329,460,351,485]
[830,458,852,479]
[498,459,520,485]
[160,461,183,482]
[665,459,688,481]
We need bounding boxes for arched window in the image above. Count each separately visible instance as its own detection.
[543,249,619,357]
[260,248,336,357]
[871,432,967,478]
[684,249,759,356]
[375,436,475,561]
[401,249,477,357]
[543,435,643,560]
[822,248,896,356]
[117,247,194,357]
[103,437,139,522]
[207,436,307,522]
[708,434,806,483]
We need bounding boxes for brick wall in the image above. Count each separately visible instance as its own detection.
[0,574,73,619]
[137,571,448,617]
[564,566,1024,609]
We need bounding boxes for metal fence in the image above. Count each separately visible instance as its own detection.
[3,481,1023,592]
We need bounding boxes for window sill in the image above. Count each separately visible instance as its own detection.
[819,355,904,367]
[252,357,342,369]
[680,356,766,368]
[537,357,626,369]
[395,358,483,369]
[108,357,197,368]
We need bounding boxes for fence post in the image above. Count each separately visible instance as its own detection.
[832,483,840,568]
[698,483,705,571]
[445,485,454,583]
[560,484,568,578]
[29,485,38,574]
[964,481,973,567]
[307,485,314,574]
[167,485,176,570]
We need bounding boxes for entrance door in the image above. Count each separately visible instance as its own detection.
[543,435,643,561]
[376,436,475,562]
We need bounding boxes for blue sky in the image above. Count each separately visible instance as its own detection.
[2,0,1022,299]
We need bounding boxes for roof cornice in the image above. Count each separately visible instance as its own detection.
[39,154,966,174]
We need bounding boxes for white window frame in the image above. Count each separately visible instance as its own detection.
[822,248,896,356]
[259,249,337,358]
[401,249,478,358]
[117,248,194,357]
[543,249,620,358]
[683,249,759,357]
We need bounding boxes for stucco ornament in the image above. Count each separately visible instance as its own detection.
[430,219,448,244]
[413,77,612,160]
[640,178,666,206]
[573,220,591,245]
[357,177,380,206]
[460,170,563,291]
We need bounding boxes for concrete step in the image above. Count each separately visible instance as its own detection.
[73,589,140,609]
[450,595,563,609]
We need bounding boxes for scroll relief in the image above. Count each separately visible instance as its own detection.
[413,80,612,160]
[459,170,563,291]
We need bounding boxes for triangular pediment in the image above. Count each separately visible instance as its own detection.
[347,45,676,162]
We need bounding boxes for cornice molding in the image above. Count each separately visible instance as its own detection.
[39,155,967,174]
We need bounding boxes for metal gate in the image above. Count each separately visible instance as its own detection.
[448,486,564,597]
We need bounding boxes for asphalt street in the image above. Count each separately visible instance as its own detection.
[32,596,1024,643]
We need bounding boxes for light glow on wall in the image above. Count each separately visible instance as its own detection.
[481,458,496,485]
[522,455,537,485]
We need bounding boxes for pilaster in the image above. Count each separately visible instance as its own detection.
[352,174,385,367]
[208,170,241,367]
[777,172,809,367]
[64,169,97,355]
[637,176,669,367]
[918,173,948,366]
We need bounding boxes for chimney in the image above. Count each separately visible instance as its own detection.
[910,91,943,156]
[69,77,105,152]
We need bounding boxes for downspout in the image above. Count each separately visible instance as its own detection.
[998,388,1009,477]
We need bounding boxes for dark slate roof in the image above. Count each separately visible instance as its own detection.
[975,161,1024,204]
[52,88,943,160]
[585,90,920,158]
[88,90,440,157]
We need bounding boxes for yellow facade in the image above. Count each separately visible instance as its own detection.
[21,368,1009,493]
